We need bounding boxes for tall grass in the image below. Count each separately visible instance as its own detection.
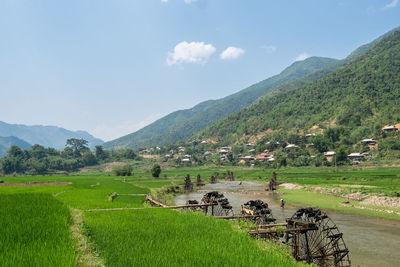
[0,193,76,267]
[84,209,307,267]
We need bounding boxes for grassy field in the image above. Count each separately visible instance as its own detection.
[0,174,309,266]
[84,209,306,267]
[279,189,400,221]
[0,193,76,267]
[1,165,399,266]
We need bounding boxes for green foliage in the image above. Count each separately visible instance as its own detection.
[151,164,161,178]
[66,138,90,157]
[0,140,137,175]
[0,136,31,157]
[195,30,400,161]
[112,165,133,176]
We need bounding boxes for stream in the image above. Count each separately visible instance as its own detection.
[174,182,400,267]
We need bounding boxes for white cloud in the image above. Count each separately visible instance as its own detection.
[91,115,162,141]
[220,46,245,60]
[295,52,310,61]
[383,0,398,9]
[261,45,277,53]
[167,41,216,65]
[161,0,168,2]
[184,0,198,3]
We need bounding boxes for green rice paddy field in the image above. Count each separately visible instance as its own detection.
[0,174,307,267]
[1,166,400,266]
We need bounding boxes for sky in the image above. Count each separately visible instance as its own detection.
[0,0,399,141]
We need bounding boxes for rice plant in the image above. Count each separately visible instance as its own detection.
[0,193,76,267]
[84,209,307,267]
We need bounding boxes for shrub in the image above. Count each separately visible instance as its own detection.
[112,165,133,176]
[151,164,161,178]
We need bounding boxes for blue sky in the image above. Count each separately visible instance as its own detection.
[0,0,399,141]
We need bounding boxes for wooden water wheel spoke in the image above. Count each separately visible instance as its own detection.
[241,200,276,229]
[288,208,351,267]
[200,191,233,217]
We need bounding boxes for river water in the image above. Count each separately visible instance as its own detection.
[174,182,400,267]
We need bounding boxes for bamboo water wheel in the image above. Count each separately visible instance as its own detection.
[201,191,233,216]
[286,208,351,267]
[241,200,276,227]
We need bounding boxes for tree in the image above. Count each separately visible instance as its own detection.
[95,145,107,161]
[312,136,331,153]
[7,145,23,158]
[65,138,89,157]
[82,151,97,166]
[151,164,161,178]
[112,165,133,176]
[30,144,46,159]
[1,158,16,174]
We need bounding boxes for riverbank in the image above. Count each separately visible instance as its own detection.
[278,185,400,221]
[175,181,400,267]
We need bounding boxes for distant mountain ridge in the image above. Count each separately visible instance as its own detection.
[194,29,400,145]
[0,121,103,149]
[104,56,337,149]
[0,136,31,157]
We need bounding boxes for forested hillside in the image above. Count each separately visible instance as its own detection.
[104,57,336,149]
[195,31,400,147]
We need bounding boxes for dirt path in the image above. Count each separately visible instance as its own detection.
[70,209,105,266]
[85,207,159,212]
[0,182,71,187]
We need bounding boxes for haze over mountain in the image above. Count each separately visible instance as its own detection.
[0,136,31,158]
[104,56,337,150]
[193,29,400,146]
[0,121,103,150]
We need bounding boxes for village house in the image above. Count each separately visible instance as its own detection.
[360,139,378,149]
[240,155,255,161]
[347,153,365,162]
[305,133,316,138]
[382,125,398,132]
[139,149,151,154]
[219,148,229,154]
[255,153,270,161]
[324,151,336,162]
[360,139,377,145]
[286,144,298,149]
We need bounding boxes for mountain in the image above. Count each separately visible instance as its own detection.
[258,26,400,100]
[194,30,400,146]
[104,56,337,149]
[0,121,103,149]
[0,136,31,157]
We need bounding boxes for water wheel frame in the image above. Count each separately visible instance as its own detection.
[201,191,234,216]
[241,200,276,228]
[184,200,201,211]
[286,208,350,267]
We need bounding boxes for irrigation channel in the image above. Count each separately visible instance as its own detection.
[174,182,400,267]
